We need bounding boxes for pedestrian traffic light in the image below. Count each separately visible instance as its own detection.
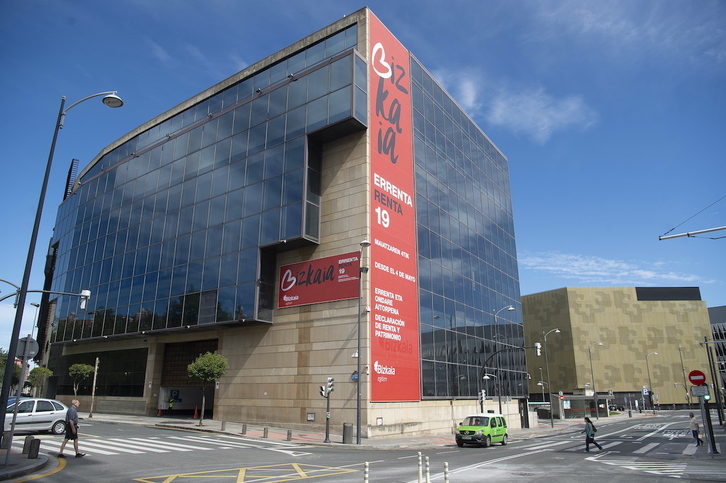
[534,342,541,356]
[326,377,334,394]
[319,385,327,398]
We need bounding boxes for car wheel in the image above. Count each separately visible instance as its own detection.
[482,435,491,448]
[51,420,66,435]
[456,441,463,447]
[501,434,508,445]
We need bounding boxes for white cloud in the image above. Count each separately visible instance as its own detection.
[532,0,726,69]
[518,251,705,287]
[185,44,207,64]
[433,68,598,144]
[487,87,598,144]
[141,35,175,67]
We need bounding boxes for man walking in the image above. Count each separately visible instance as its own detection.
[689,412,704,447]
[58,399,85,458]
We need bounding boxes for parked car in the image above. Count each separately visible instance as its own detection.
[455,413,508,447]
[4,398,68,434]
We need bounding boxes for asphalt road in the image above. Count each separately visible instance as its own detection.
[7,410,725,482]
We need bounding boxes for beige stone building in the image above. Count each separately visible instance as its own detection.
[523,287,712,412]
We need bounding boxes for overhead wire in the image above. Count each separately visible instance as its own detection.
[660,194,726,239]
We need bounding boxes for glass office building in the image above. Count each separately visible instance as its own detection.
[42,8,523,436]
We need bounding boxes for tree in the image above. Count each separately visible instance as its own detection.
[69,363,94,397]
[187,352,228,426]
[28,367,53,397]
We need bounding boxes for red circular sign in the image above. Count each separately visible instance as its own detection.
[688,370,706,385]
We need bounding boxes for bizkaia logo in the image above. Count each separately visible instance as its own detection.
[374,361,396,375]
[279,263,336,293]
[371,42,409,166]
[371,42,393,79]
[280,269,297,292]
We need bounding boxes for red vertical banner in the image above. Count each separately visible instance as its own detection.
[368,13,420,402]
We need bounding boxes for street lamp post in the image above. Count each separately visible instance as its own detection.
[356,239,370,444]
[677,345,692,410]
[543,328,561,428]
[482,374,500,413]
[492,306,514,415]
[645,352,658,414]
[588,342,603,419]
[0,91,123,447]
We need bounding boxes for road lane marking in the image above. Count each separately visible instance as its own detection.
[132,463,359,483]
[633,442,659,454]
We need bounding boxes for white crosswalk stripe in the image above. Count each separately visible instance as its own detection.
[171,434,256,449]
[126,437,194,451]
[107,438,170,453]
[81,439,146,454]
[12,434,283,457]
[633,442,659,454]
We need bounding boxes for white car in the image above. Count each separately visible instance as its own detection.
[5,398,68,434]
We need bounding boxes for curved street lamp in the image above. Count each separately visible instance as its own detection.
[588,342,603,419]
[645,351,658,414]
[482,373,500,413]
[492,305,514,414]
[543,328,561,427]
[0,91,124,462]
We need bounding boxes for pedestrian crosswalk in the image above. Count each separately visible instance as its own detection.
[518,437,721,457]
[13,433,311,458]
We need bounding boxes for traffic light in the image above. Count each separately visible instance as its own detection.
[534,342,541,356]
[319,385,327,398]
[704,393,711,401]
[326,377,334,394]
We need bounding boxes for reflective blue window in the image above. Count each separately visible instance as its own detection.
[411,57,523,399]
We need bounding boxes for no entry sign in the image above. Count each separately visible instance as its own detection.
[688,370,706,385]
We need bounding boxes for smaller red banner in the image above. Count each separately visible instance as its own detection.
[278,252,361,308]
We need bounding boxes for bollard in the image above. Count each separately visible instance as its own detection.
[221,421,227,431]
[263,427,268,438]
[23,435,34,454]
[425,456,430,483]
[364,462,369,483]
[342,423,353,444]
[1,432,10,449]
[444,462,449,483]
[628,410,632,418]
[286,430,292,441]
[241,423,247,435]
[28,439,41,459]
[417,452,422,483]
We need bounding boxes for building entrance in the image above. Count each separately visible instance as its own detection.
[160,339,218,417]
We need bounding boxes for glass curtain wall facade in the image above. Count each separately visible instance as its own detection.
[44,9,523,407]
[47,26,363,345]
[411,58,525,399]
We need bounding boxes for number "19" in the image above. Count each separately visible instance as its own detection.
[375,207,390,228]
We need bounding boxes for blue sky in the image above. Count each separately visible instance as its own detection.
[1,0,724,348]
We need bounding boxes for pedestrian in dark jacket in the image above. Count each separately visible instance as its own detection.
[581,417,602,452]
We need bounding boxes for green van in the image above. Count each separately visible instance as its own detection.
[455,413,508,447]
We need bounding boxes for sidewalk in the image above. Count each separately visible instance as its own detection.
[0,410,670,481]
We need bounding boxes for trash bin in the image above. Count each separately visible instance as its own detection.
[342,423,353,444]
